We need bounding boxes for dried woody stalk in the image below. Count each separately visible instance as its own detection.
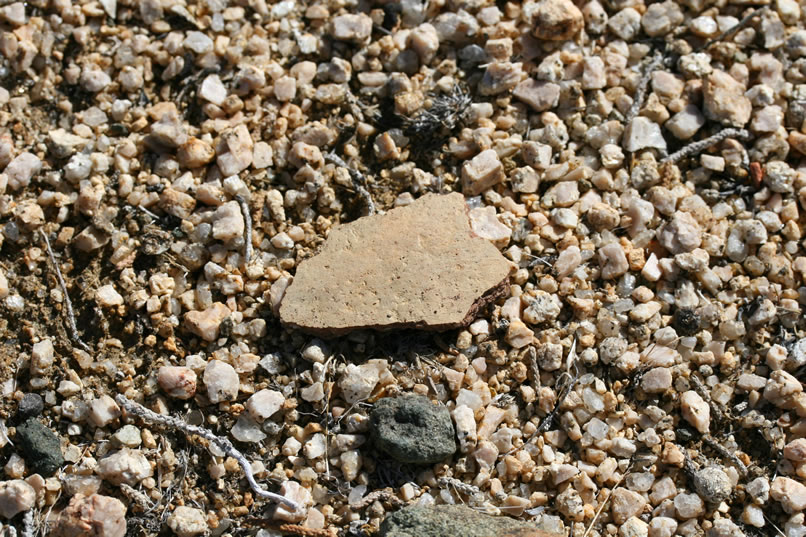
[115,395,299,511]
[234,195,253,265]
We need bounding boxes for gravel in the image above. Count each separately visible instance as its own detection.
[0,0,805,535]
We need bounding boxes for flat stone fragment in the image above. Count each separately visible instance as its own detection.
[200,74,227,106]
[216,124,253,176]
[680,390,710,433]
[157,366,197,400]
[379,504,563,537]
[665,105,705,139]
[96,448,153,486]
[47,128,88,158]
[370,394,456,464]
[279,193,512,336]
[184,302,231,341]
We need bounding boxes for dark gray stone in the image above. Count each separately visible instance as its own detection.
[16,393,44,421]
[369,394,455,464]
[379,505,562,537]
[15,418,64,476]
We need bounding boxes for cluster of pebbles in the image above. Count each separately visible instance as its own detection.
[0,0,806,536]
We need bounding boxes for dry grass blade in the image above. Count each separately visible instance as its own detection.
[582,462,632,537]
[40,230,91,352]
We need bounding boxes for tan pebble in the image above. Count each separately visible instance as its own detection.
[178,137,215,168]
[157,366,197,400]
[771,476,806,513]
[531,0,584,40]
[52,494,127,537]
[680,390,710,433]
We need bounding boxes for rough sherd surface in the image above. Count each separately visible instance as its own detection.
[15,417,64,476]
[279,193,512,336]
[52,494,127,537]
[379,505,563,537]
[370,394,456,464]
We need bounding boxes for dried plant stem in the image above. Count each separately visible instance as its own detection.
[20,510,34,537]
[234,195,253,265]
[537,340,579,434]
[703,435,748,477]
[350,488,406,509]
[244,520,337,537]
[326,153,375,216]
[437,476,484,505]
[626,51,664,123]
[662,128,750,164]
[120,483,155,511]
[40,230,91,352]
[528,346,541,392]
[115,395,299,511]
[698,6,768,51]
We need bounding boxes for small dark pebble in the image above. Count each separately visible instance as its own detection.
[108,123,129,136]
[15,418,65,476]
[370,394,456,464]
[676,427,696,443]
[16,393,44,421]
[672,308,700,337]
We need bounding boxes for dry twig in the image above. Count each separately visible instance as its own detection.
[626,51,665,123]
[40,230,91,352]
[20,510,34,537]
[234,195,253,265]
[537,339,579,433]
[437,476,487,506]
[698,6,769,51]
[703,436,748,477]
[115,395,299,511]
[243,520,337,537]
[349,488,406,510]
[662,128,750,164]
[326,153,375,216]
[120,483,155,511]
